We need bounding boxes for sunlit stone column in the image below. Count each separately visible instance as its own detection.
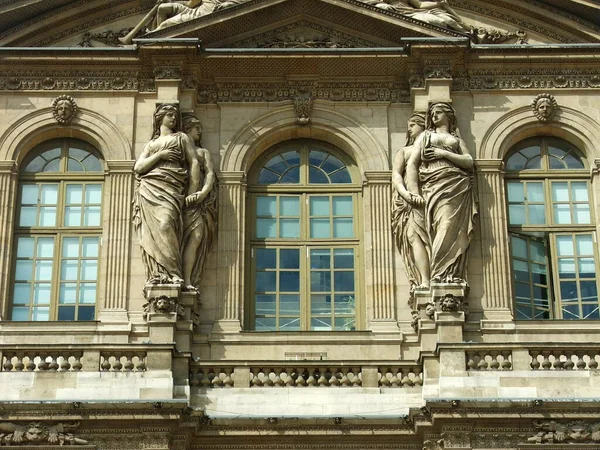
[99,160,135,322]
[476,160,513,323]
[0,161,17,320]
[213,171,245,333]
[364,171,397,330]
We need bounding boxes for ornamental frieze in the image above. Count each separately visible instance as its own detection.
[0,72,156,92]
[453,72,600,91]
[197,82,410,104]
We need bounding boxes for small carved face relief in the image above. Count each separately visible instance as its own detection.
[52,95,77,124]
[25,427,43,442]
[531,94,557,122]
[536,99,553,119]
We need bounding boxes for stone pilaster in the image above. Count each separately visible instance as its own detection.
[99,161,135,322]
[476,160,514,325]
[213,171,245,333]
[364,171,397,331]
[0,161,17,320]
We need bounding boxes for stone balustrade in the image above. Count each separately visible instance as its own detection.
[530,348,600,370]
[100,351,147,372]
[189,362,424,388]
[466,350,512,371]
[2,350,83,372]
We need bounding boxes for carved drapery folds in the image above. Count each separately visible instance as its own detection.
[0,422,88,445]
[132,104,217,307]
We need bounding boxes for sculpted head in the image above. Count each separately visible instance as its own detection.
[152,104,181,138]
[427,102,457,132]
[406,113,425,145]
[182,114,202,144]
[531,94,557,122]
[51,95,77,124]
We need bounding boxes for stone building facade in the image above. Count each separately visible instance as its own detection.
[1,0,600,449]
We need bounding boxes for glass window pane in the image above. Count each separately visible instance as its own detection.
[557,236,574,256]
[280,271,299,292]
[11,307,30,321]
[506,153,527,171]
[513,259,529,282]
[85,184,102,204]
[33,284,51,304]
[310,317,332,331]
[531,263,547,284]
[574,205,591,224]
[558,259,576,279]
[527,183,544,202]
[309,167,329,184]
[582,304,599,320]
[528,204,546,224]
[255,295,276,315]
[333,218,354,238]
[281,151,300,166]
[280,197,299,216]
[32,307,49,321]
[13,283,31,304]
[256,272,276,292]
[62,238,80,257]
[280,167,300,184]
[83,206,101,226]
[576,235,594,255]
[59,283,77,304]
[66,185,83,204]
[257,169,280,184]
[334,271,355,292]
[255,317,276,331]
[257,197,276,217]
[511,237,527,260]
[79,283,97,304]
[560,281,578,302]
[68,159,84,172]
[333,196,353,216]
[15,261,33,280]
[19,206,37,227]
[525,155,542,170]
[81,260,98,281]
[554,204,571,224]
[334,317,355,331]
[78,305,97,321]
[58,306,76,321]
[329,169,352,184]
[551,182,569,202]
[334,249,354,269]
[578,258,596,278]
[44,159,60,172]
[311,295,331,315]
[334,294,356,314]
[39,206,57,227]
[311,272,331,292]
[21,185,38,204]
[562,304,581,320]
[82,238,99,258]
[279,219,300,238]
[529,240,546,263]
[280,249,299,269]
[37,238,54,257]
[24,156,46,173]
[581,281,598,301]
[508,205,526,225]
[265,155,287,173]
[17,238,34,258]
[310,219,330,238]
[255,249,276,269]
[40,184,58,204]
[310,197,330,216]
[280,295,300,315]
[256,218,276,238]
[61,261,79,280]
[82,154,102,172]
[279,317,301,331]
[311,249,330,269]
[572,182,589,202]
[309,150,327,166]
[515,283,531,301]
[322,155,344,174]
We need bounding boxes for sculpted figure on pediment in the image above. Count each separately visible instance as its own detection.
[392,113,430,293]
[360,0,470,32]
[120,0,251,45]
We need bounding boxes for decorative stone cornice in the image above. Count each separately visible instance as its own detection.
[0,161,17,174]
[453,70,600,91]
[106,160,136,174]
[475,159,503,172]
[364,171,392,184]
[0,71,151,92]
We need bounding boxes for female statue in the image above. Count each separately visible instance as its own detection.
[181,114,218,290]
[391,113,430,291]
[133,104,200,285]
[415,102,477,283]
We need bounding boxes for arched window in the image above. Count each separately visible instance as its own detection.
[11,138,104,321]
[248,140,361,331]
[505,136,597,320]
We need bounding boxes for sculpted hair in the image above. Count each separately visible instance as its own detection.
[405,113,426,146]
[152,104,181,139]
[426,102,459,136]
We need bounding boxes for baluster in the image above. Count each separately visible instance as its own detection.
[390,367,400,387]
[37,354,49,371]
[501,351,512,370]
[262,368,274,387]
[200,368,212,388]
[48,354,59,371]
[329,369,340,387]
[401,368,413,387]
[353,368,362,387]
[135,355,146,371]
[25,354,36,372]
[466,351,476,370]
[339,368,350,387]
[295,368,306,387]
[589,354,598,369]
[540,351,552,370]
[100,355,111,371]
[273,368,284,387]
[13,354,25,372]
[112,354,123,372]
[283,370,295,387]
[306,368,317,387]
[490,351,500,370]
[551,351,564,370]
[212,369,224,387]
[59,355,71,372]
[190,368,200,386]
[123,353,135,372]
[413,369,423,386]
[379,368,390,387]
[223,369,234,387]
[563,351,574,370]
[575,351,587,370]
[317,368,328,387]
[477,353,488,370]
[530,351,540,370]
[2,353,14,371]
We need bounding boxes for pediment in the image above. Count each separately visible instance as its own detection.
[1,0,600,48]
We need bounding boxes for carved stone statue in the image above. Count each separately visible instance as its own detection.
[392,113,430,292]
[119,0,251,45]
[181,114,218,290]
[412,102,477,284]
[0,422,88,445]
[361,0,470,32]
[133,104,200,286]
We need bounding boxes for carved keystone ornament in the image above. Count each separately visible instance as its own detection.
[51,95,77,125]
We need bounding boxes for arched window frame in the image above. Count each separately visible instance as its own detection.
[504,136,598,320]
[10,138,105,321]
[246,139,363,331]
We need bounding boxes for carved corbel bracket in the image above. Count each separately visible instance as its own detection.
[294,92,313,125]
